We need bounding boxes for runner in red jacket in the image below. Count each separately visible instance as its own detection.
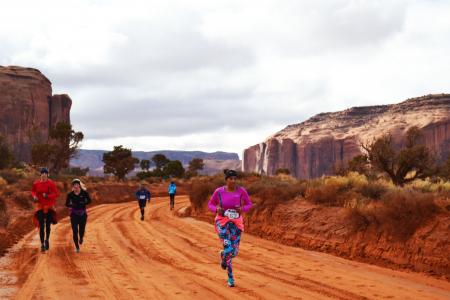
[31,167,60,252]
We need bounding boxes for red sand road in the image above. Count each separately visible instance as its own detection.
[1,196,449,299]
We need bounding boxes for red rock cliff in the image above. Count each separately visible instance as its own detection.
[243,94,450,178]
[0,66,72,162]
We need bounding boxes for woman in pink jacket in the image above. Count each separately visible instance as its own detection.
[208,169,252,287]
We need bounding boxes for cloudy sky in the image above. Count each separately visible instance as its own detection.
[1,0,449,157]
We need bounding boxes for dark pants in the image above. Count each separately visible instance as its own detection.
[70,213,87,248]
[139,200,146,216]
[169,194,175,210]
[36,210,52,245]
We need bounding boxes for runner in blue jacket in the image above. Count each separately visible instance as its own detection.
[168,181,176,210]
[135,183,151,221]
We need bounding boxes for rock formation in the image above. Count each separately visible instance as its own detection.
[0,66,71,162]
[243,94,450,178]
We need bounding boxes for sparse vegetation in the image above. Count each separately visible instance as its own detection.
[31,122,84,174]
[187,170,447,241]
[362,126,435,186]
[103,145,139,180]
[186,158,204,178]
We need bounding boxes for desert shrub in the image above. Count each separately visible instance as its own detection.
[189,179,217,210]
[341,191,370,209]
[305,183,341,206]
[408,178,450,193]
[136,171,151,180]
[357,181,388,200]
[325,172,368,190]
[245,176,304,207]
[364,190,439,239]
[0,169,24,184]
[304,173,368,206]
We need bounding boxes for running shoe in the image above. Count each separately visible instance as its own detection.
[79,238,83,245]
[44,240,49,250]
[40,244,46,252]
[76,247,80,253]
[227,278,235,287]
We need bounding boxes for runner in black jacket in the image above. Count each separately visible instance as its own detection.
[66,179,91,253]
[135,183,151,221]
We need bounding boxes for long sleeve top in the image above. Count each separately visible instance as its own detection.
[168,183,176,195]
[135,188,151,201]
[207,186,252,213]
[66,189,92,211]
[31,179,59,208]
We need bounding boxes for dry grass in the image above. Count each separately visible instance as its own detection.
[187,172,447,241]
[355,189,439,239]
[246,175,306,207]
[356,181,388,200]
[407,178,450,193]
[188,175,224,210]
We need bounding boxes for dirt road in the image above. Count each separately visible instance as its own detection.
[1,196,449,299]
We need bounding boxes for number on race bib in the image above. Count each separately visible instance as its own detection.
[224,209,240,219]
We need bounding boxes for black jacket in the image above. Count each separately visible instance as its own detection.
[66,190,92,210]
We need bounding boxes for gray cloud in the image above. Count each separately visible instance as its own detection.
[1,0,449,154]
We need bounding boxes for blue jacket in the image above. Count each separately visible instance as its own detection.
[135,188,151,201]
[168,183,176,195]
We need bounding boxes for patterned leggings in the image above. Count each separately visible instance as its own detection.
[216,221,242,280]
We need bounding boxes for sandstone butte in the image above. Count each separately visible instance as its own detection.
[0,66,71,162]
[243,94,450,178]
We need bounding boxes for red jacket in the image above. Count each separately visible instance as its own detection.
[31,179,59,208]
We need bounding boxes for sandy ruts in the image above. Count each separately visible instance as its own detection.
[1,196,449,300]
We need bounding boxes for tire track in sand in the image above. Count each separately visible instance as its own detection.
[1,196,450,299]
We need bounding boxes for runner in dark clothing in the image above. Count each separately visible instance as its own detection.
[135,183,151,221]
[65,179,91,253]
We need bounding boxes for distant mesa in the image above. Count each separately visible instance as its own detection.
[243,94,450,179]
[0,66,71,161]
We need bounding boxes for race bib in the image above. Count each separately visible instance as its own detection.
[224,209,240,219]
[139,195,146,200]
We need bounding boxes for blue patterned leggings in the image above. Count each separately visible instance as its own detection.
[216,221,242,280]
